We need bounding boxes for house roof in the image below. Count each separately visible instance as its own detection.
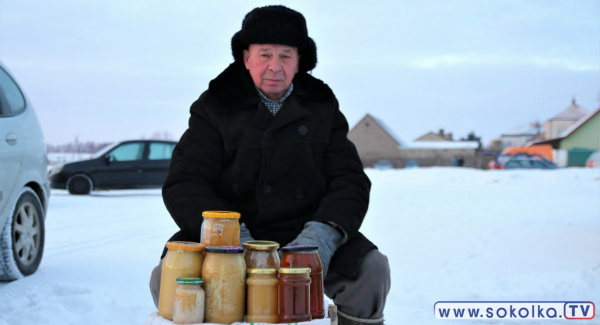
[414,131,452,141]
[501,124,540,136]
[367,114,405,147]
[534,107,600,145]
[550,98,588,120]
[401,141,480,149]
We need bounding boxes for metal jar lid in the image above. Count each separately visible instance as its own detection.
[278,267,311,274]
[243,240,280,250]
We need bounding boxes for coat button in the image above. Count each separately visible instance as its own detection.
[266,133,274,139]
[293,221,302,229]
[298,125,308,135]
[295,189,304,198]
[262,184,271,193]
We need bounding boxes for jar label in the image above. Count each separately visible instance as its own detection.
[213,223,224,236]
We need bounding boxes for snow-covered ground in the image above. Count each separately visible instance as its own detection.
[0,167,598,325]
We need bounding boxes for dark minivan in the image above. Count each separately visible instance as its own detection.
[49,140,177,194]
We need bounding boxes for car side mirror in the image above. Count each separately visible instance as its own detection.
[104,154,111,165]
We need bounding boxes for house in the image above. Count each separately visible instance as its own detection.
[347,114,404,168]
[348,114,492,168]
[491,125,541,150]
[414,129,453,142]
[533,107,600,166]
[544,99,588,139]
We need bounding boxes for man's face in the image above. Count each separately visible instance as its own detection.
[244,44,299,101]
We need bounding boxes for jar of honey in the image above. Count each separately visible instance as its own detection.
[281,245,325,319]
[200,211,241,247]
[158,241,205,320]
[202,246,246,323]
[278,267,312,323]
[173,277,205,324]
[243,240,280,269]
[246,268,279,323]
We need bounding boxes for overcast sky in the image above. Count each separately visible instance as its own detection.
[1,0,598,146]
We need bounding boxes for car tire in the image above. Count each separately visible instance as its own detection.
[0,188,45,281]
[67,174,93,195]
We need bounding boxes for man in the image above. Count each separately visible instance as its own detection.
[150,5,391,325]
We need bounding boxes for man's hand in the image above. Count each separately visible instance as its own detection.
[287,221,342,277]
[240,223,255,245]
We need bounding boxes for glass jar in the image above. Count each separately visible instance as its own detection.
[243,240,280,269]
[246,268,279,323]
[202,246,246,323]
[201,211,241,247]
[281,245,325,319]
[278,267,312,323]
[173,277,205,324]
[158,241,205,320]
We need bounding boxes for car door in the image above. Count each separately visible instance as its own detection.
[0,66,27,217]
[141,141,175,187]
[94,142,146,189]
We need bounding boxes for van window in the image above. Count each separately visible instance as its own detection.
[0,67,26,117]
[148,142,175,160]
[109,143,144,162]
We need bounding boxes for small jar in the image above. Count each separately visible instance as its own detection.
[173,277,205,324]
[200,211,241,246]
[246,268,279,323]
[281,245,325,319]
[158,241,205,320]
[243,240,280,269]
[202,246,246,324]
[278,267,312,323]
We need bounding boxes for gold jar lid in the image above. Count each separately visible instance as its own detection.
[278,267,311,274]
[166,241,205,251]
[247,268,278,275]
[243,240,280,250]
[202,210,241,219]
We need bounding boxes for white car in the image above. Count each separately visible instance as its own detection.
[0,61,50,280]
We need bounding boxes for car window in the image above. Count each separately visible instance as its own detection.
[505,161,520,168]
[531,161,546,168]
[0,66,26,117]
[109,143,144,162]
[148,142,175,160]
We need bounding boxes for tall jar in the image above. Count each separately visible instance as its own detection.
[202,246,246,323]
[158,241,205,320]
[246,268,279,323]
[281,245,325,319]
[279,267,312,323]
[173,277,205,324]
[201,211,241,246]
[243,240,280,269]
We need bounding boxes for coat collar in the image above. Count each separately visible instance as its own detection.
[207,62,334,115]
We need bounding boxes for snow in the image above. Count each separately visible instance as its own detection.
[1,167,599,325]
[401,141,480,149]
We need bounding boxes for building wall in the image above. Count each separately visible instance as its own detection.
[348,116,401,167]
[398,148,488,168]
[545,119,578,139]
[500,134,536,148]
[559,113,600,150]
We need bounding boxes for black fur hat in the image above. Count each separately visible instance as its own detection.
[231,5,317,73]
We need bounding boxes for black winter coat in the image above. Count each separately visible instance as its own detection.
[162,62,376,278]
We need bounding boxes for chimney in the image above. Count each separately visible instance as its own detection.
[439,129,445,137]
[448,132,453,141]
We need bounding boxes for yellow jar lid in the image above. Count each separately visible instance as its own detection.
[166,241,206,251]
[278,267,311,274]
[243,240,280,250]
[247,268,278,275]
[202,210,241,219]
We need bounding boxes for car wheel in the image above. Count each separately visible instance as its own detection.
[0,188,45,281]
[67,174,93,195]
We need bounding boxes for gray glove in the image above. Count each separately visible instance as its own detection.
[240,223,255,245]
[287,221,342,278]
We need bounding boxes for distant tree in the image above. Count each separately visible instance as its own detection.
[461,131,482,148]
[530,120,543,135]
